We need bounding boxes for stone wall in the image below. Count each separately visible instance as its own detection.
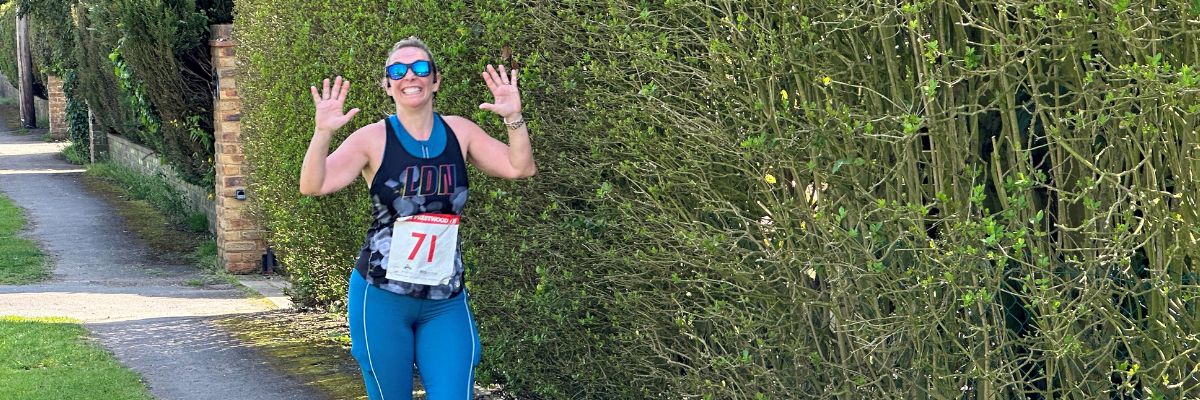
[0,74,15,99]
[1,74,50,130]
[33,97,47,128]
[107,134,217,233]
[46,75,67,140]
[88,108,108,162]
[211,24,266,274]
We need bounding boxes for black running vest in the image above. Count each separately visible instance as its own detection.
[354,113,470,300]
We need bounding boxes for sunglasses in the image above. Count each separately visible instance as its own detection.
[385,60,434,80]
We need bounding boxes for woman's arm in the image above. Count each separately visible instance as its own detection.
[299,76,366,195]
[448,115,536,179]
[463,64,537,179]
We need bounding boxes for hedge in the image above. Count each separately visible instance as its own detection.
[13,0,88,148]
[10,0,230,186]
[70,2,143,144]
[18,0,77,75]
[0,3,17,92]
[104,0,216,185]
[237,0,1199,398]
[0,2,46,100]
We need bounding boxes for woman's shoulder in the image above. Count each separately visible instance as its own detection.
[348,119,387,138]
[439,114,472,125]
[439,114,484,136]
[342,120,387,149]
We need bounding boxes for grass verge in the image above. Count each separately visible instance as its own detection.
[0,193,48,284]
[0,316,153,400]
[81,162,243,291]
[82,168,204,255]
[61,143,89,165]
[85,162,207,230]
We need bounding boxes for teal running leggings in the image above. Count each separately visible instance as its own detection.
[348,272,481,400]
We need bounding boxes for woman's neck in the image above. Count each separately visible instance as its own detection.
[394,104,435,141]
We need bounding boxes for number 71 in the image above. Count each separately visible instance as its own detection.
[408,232,438,262]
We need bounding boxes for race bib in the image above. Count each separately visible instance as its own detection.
[386,213,460,285]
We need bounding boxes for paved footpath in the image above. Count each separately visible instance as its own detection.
[0,127,328,399]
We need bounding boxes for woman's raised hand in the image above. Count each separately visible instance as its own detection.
[478,64,522,120]
[311,76,361,135]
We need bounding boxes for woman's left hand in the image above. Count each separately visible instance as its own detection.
[479,64,522,120]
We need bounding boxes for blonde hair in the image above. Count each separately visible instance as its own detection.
[386,36,436,66]
[381,36,437,88]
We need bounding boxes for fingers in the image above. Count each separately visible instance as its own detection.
[482,65,498,91]
[337,79,350,102]
[344,108,360,120]
[483,64,519,90]
[331,76,344,100]
[314,76,352,104]
[479,102,495,111]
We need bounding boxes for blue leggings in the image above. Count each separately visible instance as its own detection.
[347,272,481,400]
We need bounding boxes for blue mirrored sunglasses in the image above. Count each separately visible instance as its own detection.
[385,60,434,80]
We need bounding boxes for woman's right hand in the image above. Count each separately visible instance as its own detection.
[311,76,361,135]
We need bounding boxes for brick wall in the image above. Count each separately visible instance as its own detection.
[107,134,217,233]
[211,24,266,274]
[46,75,67,140]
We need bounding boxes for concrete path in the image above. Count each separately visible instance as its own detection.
[0,128,327,400]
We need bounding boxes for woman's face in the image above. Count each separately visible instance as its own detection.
[385,46,440,109]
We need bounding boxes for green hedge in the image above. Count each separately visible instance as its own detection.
[0,3,17,92]
[18,0,78,75]
[13,0,228,186]
[62,69,90,157]
[238,0,1200,398]
[105,0,216,185]
[80,0,219,185]
[70,2,142,144]
[16,0,85,143]
[0,2,46,99]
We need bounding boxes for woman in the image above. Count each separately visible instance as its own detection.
[299,37,536,399]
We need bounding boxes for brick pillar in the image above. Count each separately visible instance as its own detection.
[46,75,68,140]
[211,24,265,273]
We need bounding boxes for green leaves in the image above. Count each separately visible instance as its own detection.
[1113,0,1132,13]
[739,133,768,149]
[831,157,864,173]
[963,46,980,70]
[227,0,1200,398]
[901,113,923,135]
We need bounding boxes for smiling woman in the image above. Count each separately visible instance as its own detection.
[298,35,537,400]
[0,193,47,285]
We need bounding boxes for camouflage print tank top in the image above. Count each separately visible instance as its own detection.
[354,113,469,299]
